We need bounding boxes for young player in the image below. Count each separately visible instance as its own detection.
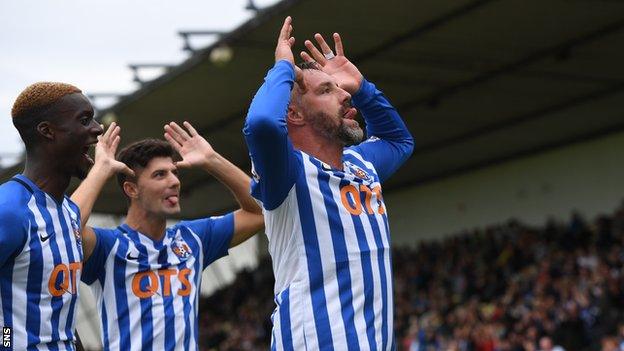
[72,121,264,350]
[0,82,107,350]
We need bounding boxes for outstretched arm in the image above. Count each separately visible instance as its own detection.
[70,123,134,260]
[301,33,414,181]
[164,121,263,247]
[243,16,304,210]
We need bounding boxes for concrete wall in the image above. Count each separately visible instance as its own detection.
[386,131,624,244]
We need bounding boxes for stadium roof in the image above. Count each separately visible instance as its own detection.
[3,0,624,218]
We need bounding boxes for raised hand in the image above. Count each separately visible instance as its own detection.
[275,16,302,83]
[164,121,216,169]
[301,33,363,94]
[94,122,134,177]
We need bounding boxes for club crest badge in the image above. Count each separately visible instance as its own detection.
[172,237,192,259]
[345,161,373,182]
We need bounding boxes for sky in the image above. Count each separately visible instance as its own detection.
[0,0,279,167]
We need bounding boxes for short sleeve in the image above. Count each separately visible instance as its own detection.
[0,209,27,267]
[82,227,116,285]
[181,212,235,268]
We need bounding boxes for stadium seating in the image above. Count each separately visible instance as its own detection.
[194,204,624,351]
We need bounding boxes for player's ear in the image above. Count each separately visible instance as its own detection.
[123,181,139,199]
[287,105,305,126]
[36,121,55,140]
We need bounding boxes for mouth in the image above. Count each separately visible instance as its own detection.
[82,143,96,165]
[343,107,358,120]
[164,194,180,207]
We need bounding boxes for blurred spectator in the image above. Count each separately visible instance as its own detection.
[601,336,619,351]
[538,336,565,351]
[188,203,624,350]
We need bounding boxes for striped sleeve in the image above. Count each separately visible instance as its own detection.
[181,212,235,268]
[82,227,115,285]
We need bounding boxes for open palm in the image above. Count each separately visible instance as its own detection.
[95,122,134,177]
[301,33,363,94]
[164,121,216,168]
[274,16,303,83]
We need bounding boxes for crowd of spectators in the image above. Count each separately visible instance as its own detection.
[395,205,624,351]
[196,204,624,351]
[197,256,275,350]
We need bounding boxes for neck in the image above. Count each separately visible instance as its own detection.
[125,205,167,241]
[290,128,344,169]
[23,151,71,201]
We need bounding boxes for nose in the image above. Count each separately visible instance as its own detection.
[90,119,104,136]
[169,172,181,189]
[340,87,352,105]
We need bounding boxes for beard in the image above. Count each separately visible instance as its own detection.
[337,121,365,146]
[306,110,364,146]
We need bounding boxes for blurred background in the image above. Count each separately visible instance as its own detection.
[2,0,624,350]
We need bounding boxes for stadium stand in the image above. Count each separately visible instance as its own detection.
[188,202,624,351]
[5,1,620,349]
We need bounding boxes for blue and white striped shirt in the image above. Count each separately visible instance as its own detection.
[0,174,83,351]
[81,214,234,351]
[244,61,414,350]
